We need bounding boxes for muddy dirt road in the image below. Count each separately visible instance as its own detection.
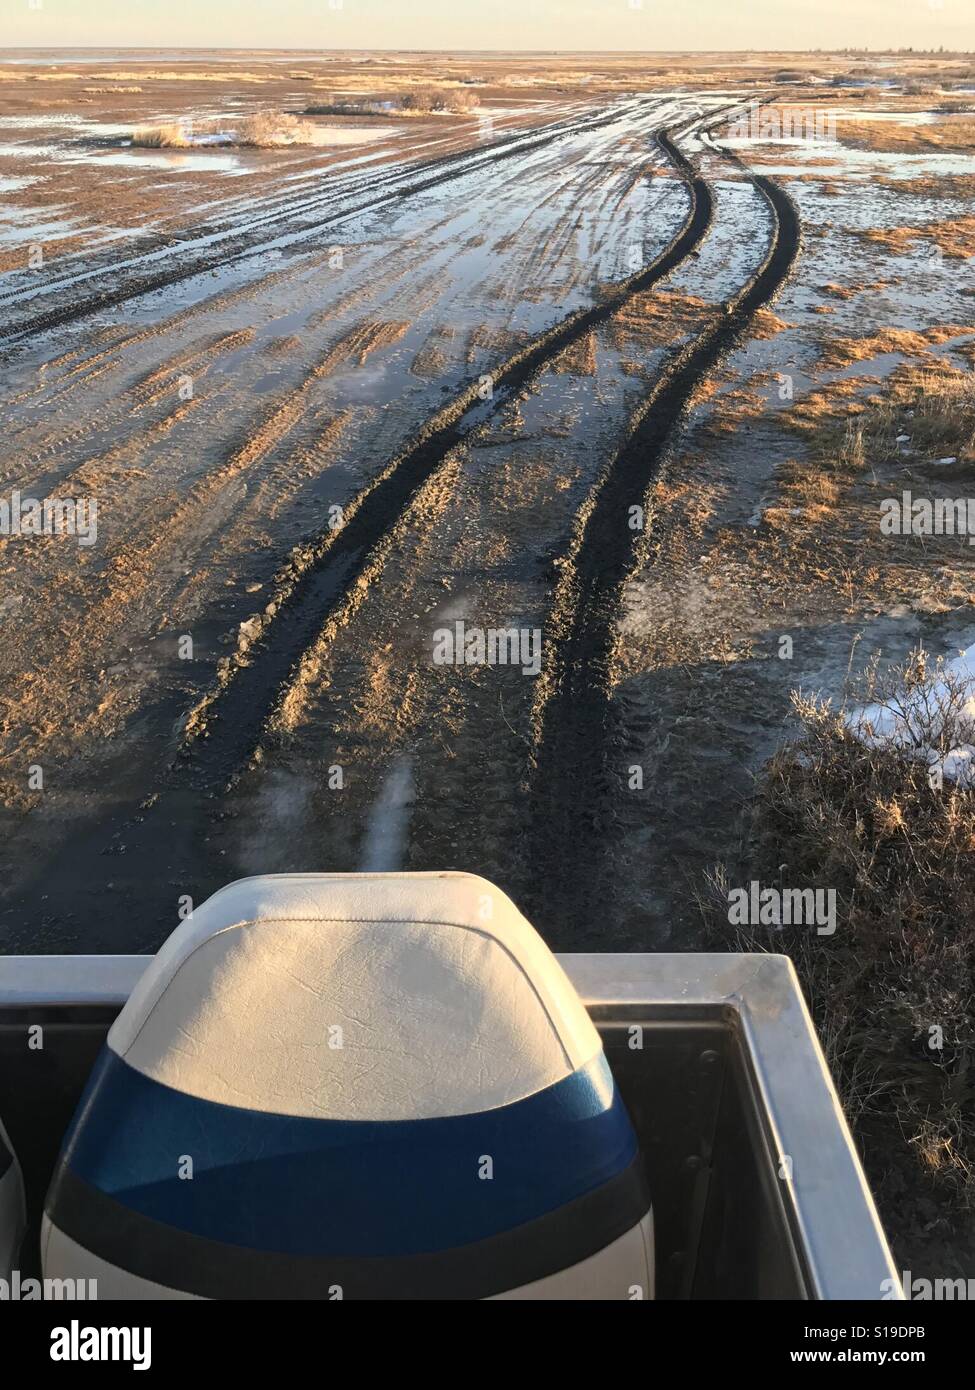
[0,91,795,952]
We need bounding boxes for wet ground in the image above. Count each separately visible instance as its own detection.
[0,54,973,954]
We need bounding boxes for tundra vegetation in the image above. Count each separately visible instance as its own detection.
[306,85,479,117]
[132,111,318,147]
[699,362,975,1272]
[709,657,975,1270]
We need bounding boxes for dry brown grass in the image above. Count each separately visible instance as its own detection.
[839,361,975,468]
[552,331,597,376]
[702,651,975,1266]
[700,375,767,433]
[750,308,792,339]
[786,376,883,436]
[819,280,890,301]
[816,324,975,370]
[797,361,974,465]
[765,419,868,525]
[892,363,975,463]
[857,216,975,261]
[607,289,713,351]
[837,115,975,154]
[762,364,973,586]
[776,465,843,517]
[878,174,975,199]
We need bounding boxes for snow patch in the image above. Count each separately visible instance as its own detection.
[847,643,975,787]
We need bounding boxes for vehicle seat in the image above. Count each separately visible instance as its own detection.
[0,1114,26,1281]
[43,872,653,1299]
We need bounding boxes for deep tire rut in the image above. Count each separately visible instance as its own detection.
[525,148,801,938]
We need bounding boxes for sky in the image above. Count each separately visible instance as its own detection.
[1,0,973,54]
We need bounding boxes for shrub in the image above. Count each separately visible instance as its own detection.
[233,112,316,146]
[131,112,317,150]
[401,86,478,114]
[703,652,975,1267]
[131,122,190,148]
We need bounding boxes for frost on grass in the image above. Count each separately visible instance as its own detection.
[705,648,975,1266]
[132,112,319,149]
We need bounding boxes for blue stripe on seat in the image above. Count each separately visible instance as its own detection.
[60,1049,638,1258]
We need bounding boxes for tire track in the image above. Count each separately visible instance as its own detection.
[3,330,254,490]
[524,143,801,937]
[0,119,718,948]
[0,103,650,347]
[174,128,713,784]
[8,126,706,808]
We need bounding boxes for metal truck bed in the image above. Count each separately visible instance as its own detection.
[0,950,901,1299]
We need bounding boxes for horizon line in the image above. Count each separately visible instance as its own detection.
[3,45,975,57]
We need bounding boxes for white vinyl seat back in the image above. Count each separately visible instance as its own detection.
[44,872,653,1299]
[0,1114,26,1281]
